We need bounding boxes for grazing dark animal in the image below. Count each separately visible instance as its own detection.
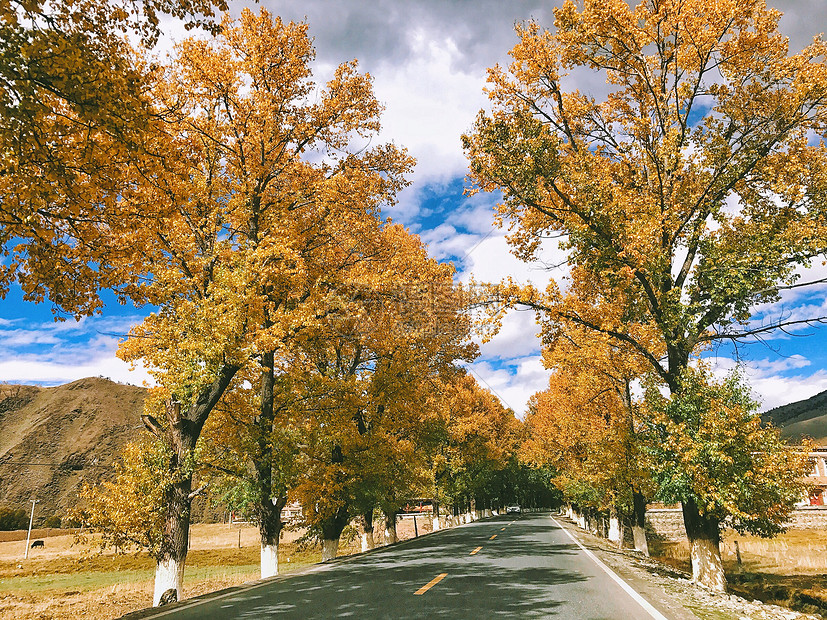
[30,540,44,548]
[158,588,178,606]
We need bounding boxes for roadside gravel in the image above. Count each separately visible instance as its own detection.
[553,515,820,620]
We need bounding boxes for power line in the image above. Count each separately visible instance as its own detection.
[466,365,518,414]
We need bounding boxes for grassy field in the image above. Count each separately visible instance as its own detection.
[651,529,827,618]
[0,523,333,620]
[0,516,427,620]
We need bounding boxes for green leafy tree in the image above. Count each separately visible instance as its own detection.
[643,367,810,589]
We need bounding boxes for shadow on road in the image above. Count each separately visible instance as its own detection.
[221,513,590,619]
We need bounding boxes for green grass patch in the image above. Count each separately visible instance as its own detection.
[0,543,322,596]
[0,569,153,593]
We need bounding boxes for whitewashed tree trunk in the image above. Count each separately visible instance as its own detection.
[608,515,621,543]
[683,499,726,592]
[260,542,278,578]
[360,511,375,553]
[632,491,649,556]
[361,530,375,552]
[153,558,185,606]
[690,537,727,592]
[632,525,649,555]
[322,538,339,561]
[432,515,441,531]
[385,520,397,544]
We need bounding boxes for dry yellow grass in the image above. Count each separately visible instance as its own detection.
[0,523,309,620]
[651,529,827,617]
[0,517,429,620]
[652,529,827,574]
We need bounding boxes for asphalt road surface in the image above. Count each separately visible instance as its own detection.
[130,512,670,619]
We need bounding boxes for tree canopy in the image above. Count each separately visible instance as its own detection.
[464,0,827,591]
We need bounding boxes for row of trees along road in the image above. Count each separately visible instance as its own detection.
[0,3,541,606]
[465,0,827,592]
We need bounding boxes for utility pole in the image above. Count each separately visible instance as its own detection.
[24,499,38,560]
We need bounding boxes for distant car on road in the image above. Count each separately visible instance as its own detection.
[507,505,521,514]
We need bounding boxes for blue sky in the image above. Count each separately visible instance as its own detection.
[3,0,827,414]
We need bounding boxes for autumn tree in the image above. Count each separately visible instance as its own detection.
[291,226,475,559]
[464,0,827,590]
[76,440,173,557]
[430,373,522,521]
[521,283,656,552]
[523,331,654,553]
[643,366,810,590]
[85,8,414,602]
[0,0,226,314]
[156,9,414,580]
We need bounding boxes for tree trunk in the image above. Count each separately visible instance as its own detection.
[432,500,441,531]
[320,506,349,561]
[608,507,621,545]
[682,499,726,592]
[153,472,191,606]
[632,491,649,556]
[385,512,398,544]
[259,495,285,579]
[361,511,375,552]
[254,352,288,579]
[260,542,278,578]
[322,538,339,561]
[142,367,238,607]
[153,556,185,606]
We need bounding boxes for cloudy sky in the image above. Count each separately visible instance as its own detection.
[3,0,827,414]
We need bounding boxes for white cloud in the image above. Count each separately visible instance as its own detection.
[467,355,549,417]
[476,310,541,362]
[753,355,812,374]
[0,356,153,387]
[372,30,489,185]
[0,314,152,387]
[751,370,827,411]
[0,329,62,347]
[703,353,827,412]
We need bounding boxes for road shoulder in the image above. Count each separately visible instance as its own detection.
[551,515,818,620]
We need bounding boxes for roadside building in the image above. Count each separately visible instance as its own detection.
[801,449,827,506]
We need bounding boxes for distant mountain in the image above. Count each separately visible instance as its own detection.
[0,377,146,522]
[762,389,827,444]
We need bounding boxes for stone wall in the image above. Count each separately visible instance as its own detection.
[646,506,827,541]
[786,507,827,529]
[646,508,685,541]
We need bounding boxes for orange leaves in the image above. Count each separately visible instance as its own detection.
[0,0,230,314]
[467,0,827,402]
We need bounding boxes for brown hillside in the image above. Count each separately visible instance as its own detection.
[762,389,827,445]
[0,378,146,522]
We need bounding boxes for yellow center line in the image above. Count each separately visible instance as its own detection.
[489,534,497,540]
[414,572,448,595]
[470,546,483,555]
[501,527,506,531]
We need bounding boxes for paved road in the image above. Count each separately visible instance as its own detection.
[131,512,669,619]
